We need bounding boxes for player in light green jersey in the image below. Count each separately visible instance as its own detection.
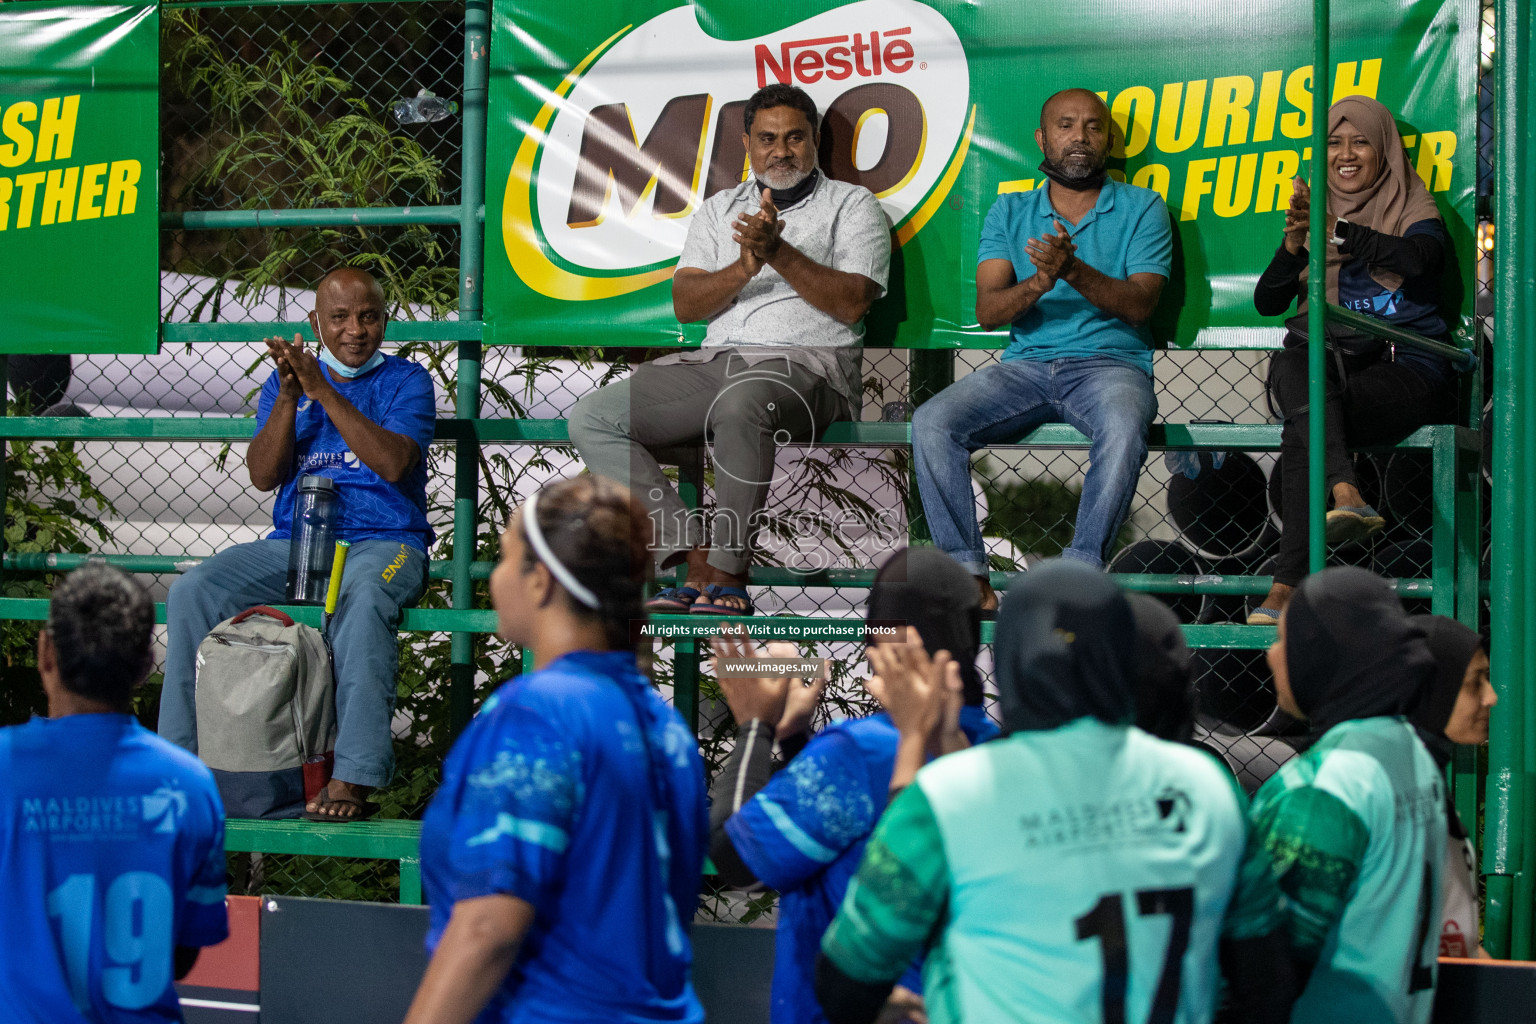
[815,561,1290,1024]
[1247,566,1446,1024]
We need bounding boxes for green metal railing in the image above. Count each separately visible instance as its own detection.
[1308,1,1331,577]
[1486,0,1531,961]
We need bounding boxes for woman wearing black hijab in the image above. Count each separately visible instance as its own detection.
[1124,593,1309,804]
[1410,615,1497,959]
[706,548,997,1024]
[1243,566,1446,1024]
[817,561,1287,1024]
[1127,592,1197,743]
[1410,616,1496,753]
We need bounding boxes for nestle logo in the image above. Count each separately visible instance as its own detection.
[755,27,914,88]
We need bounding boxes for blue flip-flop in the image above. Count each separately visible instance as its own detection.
[646,586,701,612]
[1246,605,1283,626]
[691,584,754,616]
[1325,504,1386,546]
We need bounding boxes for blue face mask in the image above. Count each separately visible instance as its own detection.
[319,344,386,380]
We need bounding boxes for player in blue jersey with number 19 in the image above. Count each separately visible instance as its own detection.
[406,476,708,1024]
[0,565,229,1024]
[816,560,1291,1024]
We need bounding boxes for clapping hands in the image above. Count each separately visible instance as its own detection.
[710,628,826,739]
[865,629,963,753]
[1026,218,1078,285]
[1283,176,1311,255]
[733,189,785,276]
[264,334,329,400]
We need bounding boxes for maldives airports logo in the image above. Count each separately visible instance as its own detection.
[502,0,972,301]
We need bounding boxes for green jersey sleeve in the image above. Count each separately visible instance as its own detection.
[1219,771,1284,942]
[1247,784,1370,965]
[820,783,950,985]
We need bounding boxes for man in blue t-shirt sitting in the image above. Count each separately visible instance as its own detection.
[912,89,1173,608]
[0,565,228,1022]
[158,267,436,820]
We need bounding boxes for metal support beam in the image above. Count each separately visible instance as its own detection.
[1486,0,1532,960]
[449,0,491,736]
[1307,1,1330,575]
[163,206,463,230]
[163,321,484,344]
[1324,304,1478,370]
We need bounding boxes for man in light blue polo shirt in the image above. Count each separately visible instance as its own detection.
[912,88,1172,606]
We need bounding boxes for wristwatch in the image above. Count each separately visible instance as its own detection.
[1331,218,1349,246]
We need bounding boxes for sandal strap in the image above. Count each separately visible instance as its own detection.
[653,585,700,600]
[647,586,701,607]
[703,584,749,600]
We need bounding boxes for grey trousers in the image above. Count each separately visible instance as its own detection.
[569,351,850,575]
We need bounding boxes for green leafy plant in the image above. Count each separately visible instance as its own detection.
[161,7,457,319]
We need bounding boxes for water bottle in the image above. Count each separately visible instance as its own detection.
[391,88,459,125]
[286,475,340,605]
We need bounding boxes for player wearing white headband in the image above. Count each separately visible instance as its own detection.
[406,476,708,1024]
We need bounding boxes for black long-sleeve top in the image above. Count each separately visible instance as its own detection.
[1253,217,1451,379]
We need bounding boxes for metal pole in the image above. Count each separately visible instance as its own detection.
[460,0,489,325]
[1485,0,1531,960]
[1307,0,1330,575]
[1513,0,1536,951]
[449,0,490,734]
[163,207,462,229]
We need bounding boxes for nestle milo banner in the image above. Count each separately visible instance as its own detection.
[0,3,158,356]
[487,0,1476,349]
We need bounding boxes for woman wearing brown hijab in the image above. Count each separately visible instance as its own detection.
[1250,95,1457,624]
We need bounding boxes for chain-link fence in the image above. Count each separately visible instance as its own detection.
[160,3,464,320]
[0,0,1494,908]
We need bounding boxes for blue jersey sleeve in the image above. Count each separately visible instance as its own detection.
[177,783,230,949]
[958,705,1000,746]
[254,370,280,433]
[1124,194,1174,278]
[725,729,879,892]
[379,362,437,461]
[438,708,586,915]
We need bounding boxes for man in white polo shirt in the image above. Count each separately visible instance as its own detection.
[570,83,891,616]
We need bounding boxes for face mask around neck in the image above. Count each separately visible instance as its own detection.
[755,167,819,208]
[319,345,385,379]
[1037,157,1107,193]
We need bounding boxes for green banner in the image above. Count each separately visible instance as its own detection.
[0,3,158,356]
[486,0,1477,350]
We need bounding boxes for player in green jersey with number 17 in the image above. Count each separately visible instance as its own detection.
[814,560,1291,1024]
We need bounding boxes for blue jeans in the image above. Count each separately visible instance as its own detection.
[157,538,427,788]
[912,356,1156,572]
